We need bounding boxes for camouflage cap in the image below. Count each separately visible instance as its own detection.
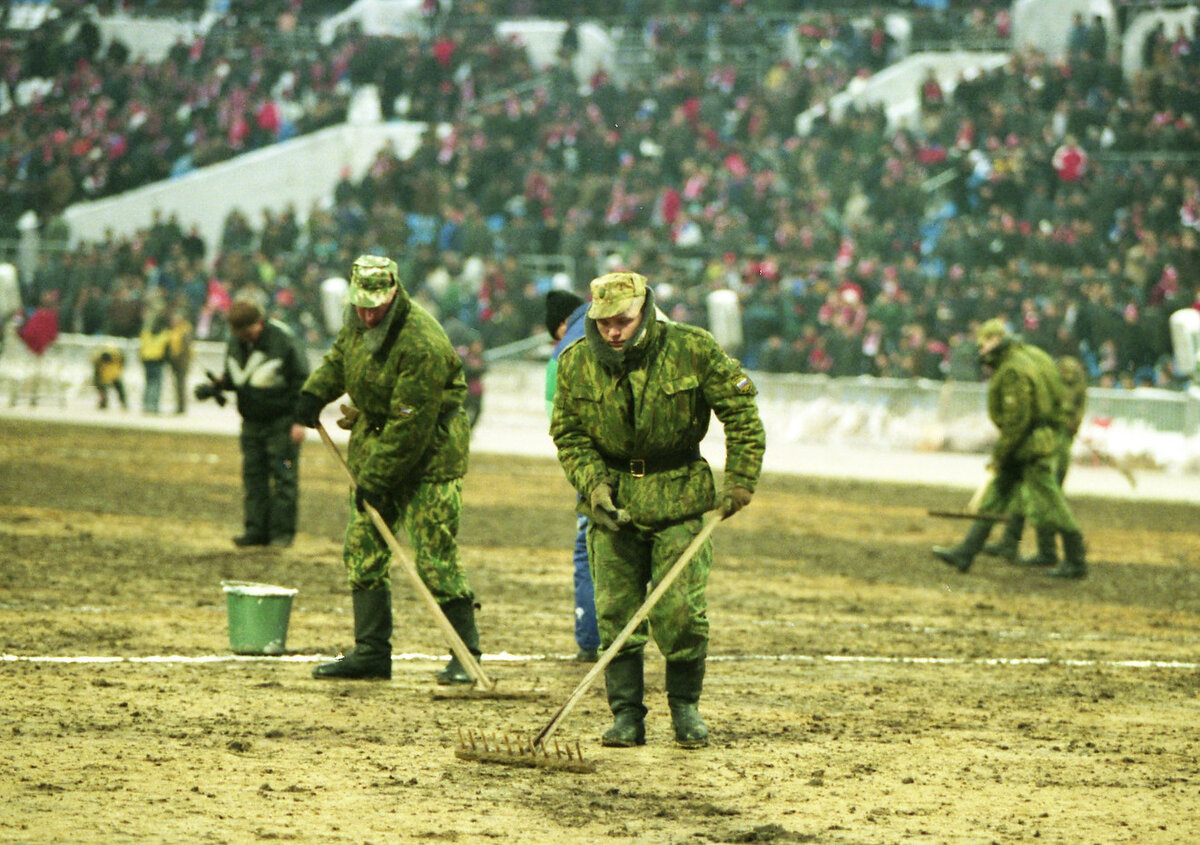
[975,318,1009,346]
[348,255,399,308]
[1057,354,1086,384]
[587,271,647,319]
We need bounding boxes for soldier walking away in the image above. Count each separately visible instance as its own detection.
[983,353,1088,570]
[932,320,1088,579]
[295,255,480,684]
[194,301,309,548]
[551,271,766,748]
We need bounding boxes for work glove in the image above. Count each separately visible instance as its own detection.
[336,403,360,431]
[294,391,325,428]
[589,483,629,532]
[193,379,227,407]
[193,382,219,402]
[721,485,753,519]
[355,484,398,525]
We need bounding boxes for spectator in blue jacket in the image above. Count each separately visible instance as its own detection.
[544,288,600,662]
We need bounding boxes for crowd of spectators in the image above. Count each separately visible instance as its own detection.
[8,0,1200,393]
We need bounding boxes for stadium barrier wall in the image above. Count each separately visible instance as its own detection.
[4,333,1195,443]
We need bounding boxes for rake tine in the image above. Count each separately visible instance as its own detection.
[458,727,465,748]
[554,739,563,758]
[504,734,512,754]
[576,740,583,761]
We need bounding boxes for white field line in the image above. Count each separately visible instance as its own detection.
[2,652,1197,670]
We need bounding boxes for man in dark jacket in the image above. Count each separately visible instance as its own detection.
[295,255,479,684]
[195,300,308,548]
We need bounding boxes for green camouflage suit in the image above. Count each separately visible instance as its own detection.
[1054,355,1088,486]
[979,340,1079,533]
[301,283,472,597]
[551,293,765,662]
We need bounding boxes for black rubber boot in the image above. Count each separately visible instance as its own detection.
[666,657,709,749]
[602,650,647,747]
[1019,527,1059,567]
[313,589,392,679]
[932,519,992,573]
[1047,531,1087,579]
[983,515,1023,562]
[436,597,481,685]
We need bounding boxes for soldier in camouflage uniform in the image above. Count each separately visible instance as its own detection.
[295,255,480,682]
[551,271,765,749]
[984,353,1088,571]
[933,320,1088,578]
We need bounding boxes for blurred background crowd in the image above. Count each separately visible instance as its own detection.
[2,0,1199,393]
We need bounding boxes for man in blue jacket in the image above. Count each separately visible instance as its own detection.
[545,289,600,662]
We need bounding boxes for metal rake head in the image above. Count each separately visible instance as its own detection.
[454,728,596,773]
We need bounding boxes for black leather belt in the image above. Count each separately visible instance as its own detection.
[603,450,698,478]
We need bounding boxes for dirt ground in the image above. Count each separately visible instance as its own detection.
[1,420,1198,844]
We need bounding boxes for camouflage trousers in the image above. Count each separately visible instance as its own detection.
[587,515,711,663]
[342,478,472,600]
[1056,431,1075,487]
[982,453,1079,534]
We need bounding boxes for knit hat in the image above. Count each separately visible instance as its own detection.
[587,272,647,319]
[348,255,399,308]
[545,289,585,335]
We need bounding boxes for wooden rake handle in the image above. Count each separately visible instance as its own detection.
[533,508,725,748]
[316,422,495,691]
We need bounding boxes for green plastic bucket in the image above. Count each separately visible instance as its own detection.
[222,581,298,655]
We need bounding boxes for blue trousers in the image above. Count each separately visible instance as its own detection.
[573,513,600,651]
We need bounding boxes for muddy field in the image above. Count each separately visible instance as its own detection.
[1,419,1198,844]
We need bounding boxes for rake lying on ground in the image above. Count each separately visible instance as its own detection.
[317,422,534,700]
[455,509,725,772]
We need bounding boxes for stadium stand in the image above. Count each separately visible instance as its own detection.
[2,0,1198,399]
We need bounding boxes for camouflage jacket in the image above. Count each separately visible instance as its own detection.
[223,319,309,423]
[988,340,1065,468]
[551,295,765,526]
[1056,355,1088,436]
[301,285,469,490]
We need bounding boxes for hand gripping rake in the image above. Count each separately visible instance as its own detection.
[456,508,724,773]
[317,422,498,694]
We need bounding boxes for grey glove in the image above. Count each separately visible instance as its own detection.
[721,485,753,519]
[588,483,629,532]
[336,403,360,431]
